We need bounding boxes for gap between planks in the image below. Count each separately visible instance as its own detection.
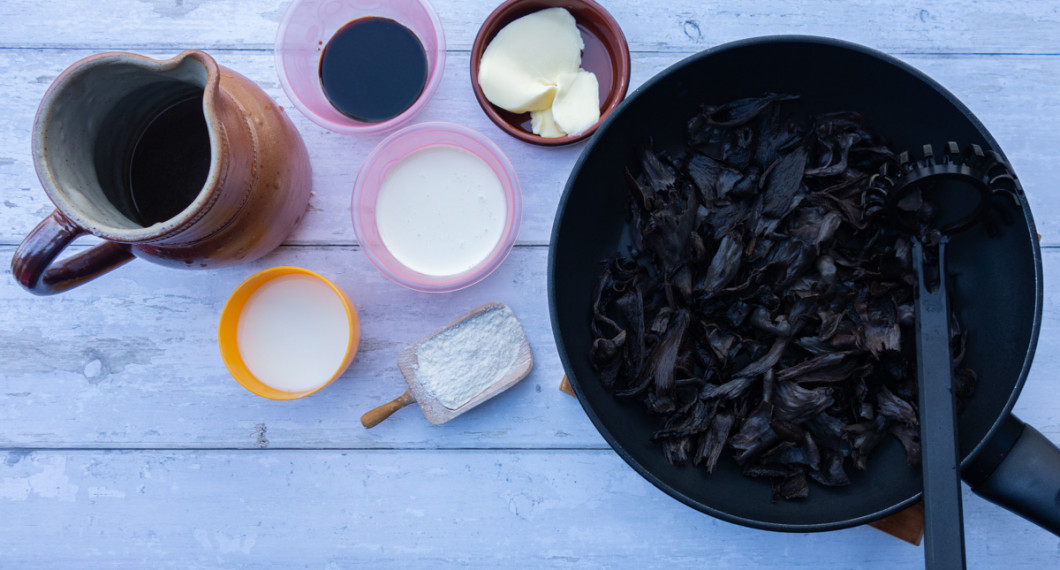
[2,46,1060,57]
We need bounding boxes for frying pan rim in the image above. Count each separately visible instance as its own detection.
[547,33,1044,532]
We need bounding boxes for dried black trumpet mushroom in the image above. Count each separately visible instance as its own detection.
[589,94,975,501]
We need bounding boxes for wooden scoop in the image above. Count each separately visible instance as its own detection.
[361,303,533,428]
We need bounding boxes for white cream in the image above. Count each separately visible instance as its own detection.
[478,7,600,137]
[237,275,351,393]
[375,146,506,277]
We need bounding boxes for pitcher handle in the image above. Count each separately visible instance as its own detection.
[11,210,134,295]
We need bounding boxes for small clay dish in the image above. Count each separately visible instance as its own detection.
[470,0,630,146]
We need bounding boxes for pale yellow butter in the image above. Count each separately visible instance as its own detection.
[478,7,600,135]
[552,70,600,136]
[530,108,566,138]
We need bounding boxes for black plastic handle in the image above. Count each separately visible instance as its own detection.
[912,239,966,569]
[965,415,1060,535]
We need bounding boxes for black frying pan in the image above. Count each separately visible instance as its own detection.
[548,36,1060,532]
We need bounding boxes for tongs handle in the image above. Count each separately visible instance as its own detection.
[913,238,966,570]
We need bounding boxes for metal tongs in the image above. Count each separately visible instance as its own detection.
[876,142,1017,570]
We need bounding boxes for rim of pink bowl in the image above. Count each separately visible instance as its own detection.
[274,0,446,136]
[351,122,523,293]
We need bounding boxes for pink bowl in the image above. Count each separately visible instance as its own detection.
[275,0,446,135]
[352,122,522,292]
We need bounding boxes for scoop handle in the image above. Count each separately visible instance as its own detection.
[361,390,415,428]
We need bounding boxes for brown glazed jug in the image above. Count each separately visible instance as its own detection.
[11,50,312,295]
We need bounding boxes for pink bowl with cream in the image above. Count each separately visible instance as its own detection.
[352,122,522,292]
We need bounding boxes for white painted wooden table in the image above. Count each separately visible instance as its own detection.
[2,1,1059,567]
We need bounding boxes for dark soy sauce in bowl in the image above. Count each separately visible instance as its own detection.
[320,17,428,123]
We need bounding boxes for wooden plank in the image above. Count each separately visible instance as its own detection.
[0,0,1058,54]
[0,48,587,248]
[2,244,1059,449]
[2,50,1059,246]
[0,245,604,449]
[1,449,1058,568]
[2,1,1057,567]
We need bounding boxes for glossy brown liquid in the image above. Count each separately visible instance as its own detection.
[319,17,428,123]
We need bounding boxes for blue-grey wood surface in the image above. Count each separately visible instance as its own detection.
[1,1,1058,567]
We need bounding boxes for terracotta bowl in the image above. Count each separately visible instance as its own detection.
[470,0,630,146]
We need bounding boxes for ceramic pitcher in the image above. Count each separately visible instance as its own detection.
[11,50,312,295]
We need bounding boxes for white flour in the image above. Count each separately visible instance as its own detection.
[414,304,525,409]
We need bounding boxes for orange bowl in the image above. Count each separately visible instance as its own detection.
[218,266,360,400]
